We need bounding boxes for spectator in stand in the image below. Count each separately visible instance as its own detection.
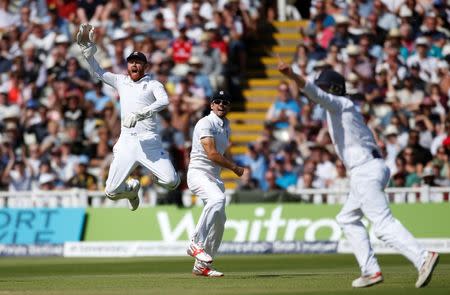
[169,93,196,138]
[66,155,98,190]
[396,73,425,112]
[85,80,112,113]
[401,146,422,187]
[403,129,433,167]
[329,15,352,49]
[1,155,33,192]
[327,159,350,204]
[420,166,446,202]
[191,33,224,91]
[237,166,259,190]
[407,36,439,83]
[342,44,374,84]
[187,56,214,98]
[87,125,113,169]
[38,173,57,191]
[263,169,283,191]
[383,124,402,172]
[236,143,268,191]
[266,81,300,137]
[169,25,193,78]
[316,147,336,187]
[272,155,298,190]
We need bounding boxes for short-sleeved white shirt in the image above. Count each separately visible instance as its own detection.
[189,111,231,177]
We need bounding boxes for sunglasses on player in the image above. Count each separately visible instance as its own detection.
[212,99,230,106]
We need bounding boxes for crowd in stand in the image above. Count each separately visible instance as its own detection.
[0,0,262,201]
[0,0,449,205]
[235,0,450,202]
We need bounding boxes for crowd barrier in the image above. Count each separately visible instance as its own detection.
[0,186,449,208]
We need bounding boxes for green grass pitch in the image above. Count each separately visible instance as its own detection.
[0,254,448,294]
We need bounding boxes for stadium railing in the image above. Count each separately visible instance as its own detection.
[0,186,449,208]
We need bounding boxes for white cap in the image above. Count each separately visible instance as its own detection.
[3,105,20,119]
[385,91,397,103]
[0,83,8,94]
[55,34,70,44]
[39,173,56,185]
[399,6,413,17]
[346,44,360,56]
[335,15,349,25]
[111,29,128,41]
[437,60,449,69]
[442,43,450,56]
[22,41,34,50]
[100,58,113,68]
[388,28,400,38]
[188,56,202,65]
[416,36,428,46]
[422,167,434,178]
[347,72,358,82]
[384,124,399,136]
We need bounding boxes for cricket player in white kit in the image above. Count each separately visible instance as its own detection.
[76,24,180,210]
[187,90,246,277]
[277,56,439,288]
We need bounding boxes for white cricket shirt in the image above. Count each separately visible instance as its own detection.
[189,111,231,177]
[86,57,169,134]
[303,82,381,170]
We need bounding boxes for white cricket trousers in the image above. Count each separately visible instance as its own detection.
[187,168,226,258]
[336,159,427,276]
[105,132,179,198]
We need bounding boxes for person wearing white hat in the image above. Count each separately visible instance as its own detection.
[407,36,439,83]
[383,124,402,173]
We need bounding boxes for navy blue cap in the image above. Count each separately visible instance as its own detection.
[126,51,147,64]
[315,69,346,96]
[210,90,231,103]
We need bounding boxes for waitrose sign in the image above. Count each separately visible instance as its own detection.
[84,203,450,242]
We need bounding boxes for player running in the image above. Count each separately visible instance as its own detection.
[187,90,246,277]
[76,24,180,210]
[277,55,439,288]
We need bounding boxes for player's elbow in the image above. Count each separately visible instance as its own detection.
[206,151,221,163]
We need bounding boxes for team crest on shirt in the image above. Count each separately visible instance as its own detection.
[143,83,147,90]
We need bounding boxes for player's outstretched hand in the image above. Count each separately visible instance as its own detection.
[76,23,97,59]
[277,53,293,78]
[123,113,138,128]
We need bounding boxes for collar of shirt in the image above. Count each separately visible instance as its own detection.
[209,111,226,127]
[126,74,150,83]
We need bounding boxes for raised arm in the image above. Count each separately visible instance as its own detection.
[277,55,343,113]
[77,24,118,88]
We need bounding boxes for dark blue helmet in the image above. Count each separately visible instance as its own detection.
[315,69,346,96]
[210,90,232,103]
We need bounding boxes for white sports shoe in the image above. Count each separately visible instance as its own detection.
[352,272,383,288]
[125,179,140,211]
[415,251,439,288]
[187,241,213,263]
[192,262,223,277]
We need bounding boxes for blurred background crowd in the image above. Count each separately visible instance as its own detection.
[0,0,449,205]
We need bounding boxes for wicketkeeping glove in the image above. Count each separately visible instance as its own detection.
[122,107,154,128]
[76,23,97,59]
